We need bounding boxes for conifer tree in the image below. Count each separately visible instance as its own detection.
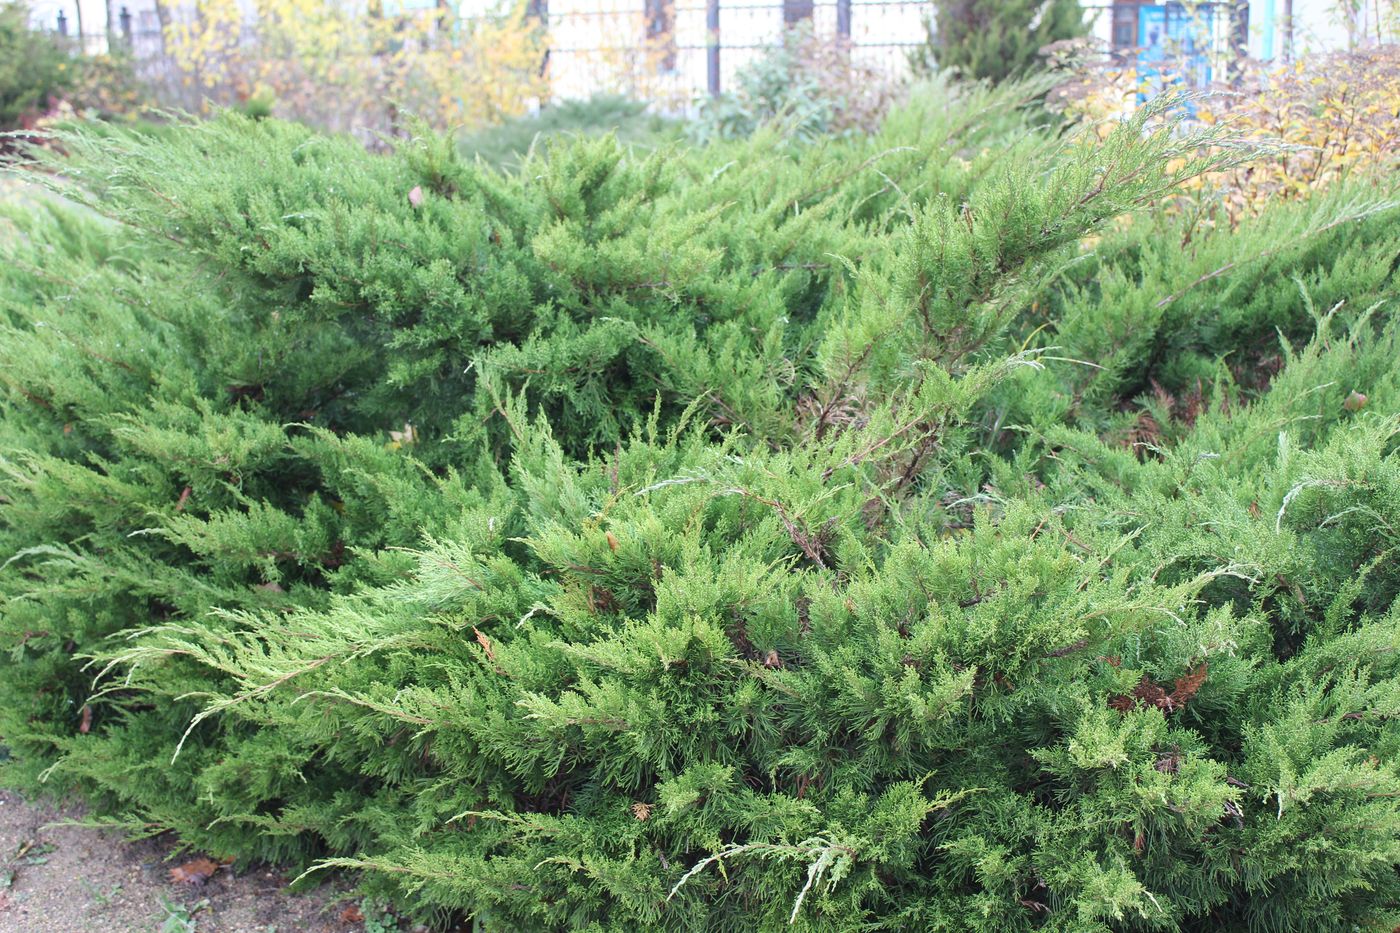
[914,0,1087,83]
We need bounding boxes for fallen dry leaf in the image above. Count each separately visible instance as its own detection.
[169,856,221,885]
[474,627,496,663]
[339,904,364,924]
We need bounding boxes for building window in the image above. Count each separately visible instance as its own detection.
[1112,4,1139,49]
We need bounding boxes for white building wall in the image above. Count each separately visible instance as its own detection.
[1244,0,1392,61]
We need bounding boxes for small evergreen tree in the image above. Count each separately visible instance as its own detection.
[913,0,1087,83]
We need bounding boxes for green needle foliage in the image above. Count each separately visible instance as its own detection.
[3,78,1400,931]
[912,0,1088,84]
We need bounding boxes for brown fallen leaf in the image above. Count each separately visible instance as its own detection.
[339,904,365,924]
[169,857,221,885]
[1109,661,1208,714]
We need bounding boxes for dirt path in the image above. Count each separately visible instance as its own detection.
[0,790,393,933]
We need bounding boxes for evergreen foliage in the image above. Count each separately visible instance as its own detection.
[690,25,901,143]
[913,0,1087,83]
[4,77,1400,931]
[0,1,76,129]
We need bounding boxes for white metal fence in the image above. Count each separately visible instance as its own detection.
[36,1,1260,109]
[544,0,937,103]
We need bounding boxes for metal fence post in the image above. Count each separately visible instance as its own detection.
[527,0,549,79]
[836,0,851,42]
[782,0,812,24]
[706,0,719,96]
[57,9,68,35]
[645,0,676,71]
[1227,0,1247,84]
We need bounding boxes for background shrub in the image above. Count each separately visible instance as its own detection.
[911,0,1086,83]
[0,0,77,130]
[459,95,681,169]
[1053,44,1400,226]
[158,0,546,141]
[690,26,903,143]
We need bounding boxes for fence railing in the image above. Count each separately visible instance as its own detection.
[39,1,1244,111]
[544,0,936,103]
[43,0,941,104]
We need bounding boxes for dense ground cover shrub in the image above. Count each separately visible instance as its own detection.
[4,74,1400,931]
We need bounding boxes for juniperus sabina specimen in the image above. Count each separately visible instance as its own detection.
[4,80,1400,931]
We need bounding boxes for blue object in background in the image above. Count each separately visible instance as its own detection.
[1135,2,1215,109]
[1261,0,1276,59]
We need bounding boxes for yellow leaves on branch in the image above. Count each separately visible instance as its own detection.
[1056,46,1400,225]
[163,0,546,136]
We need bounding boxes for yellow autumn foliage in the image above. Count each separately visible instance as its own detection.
[164,0,547,139]
[1055,45,1400,224]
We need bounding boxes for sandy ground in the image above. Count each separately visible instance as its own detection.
[0,790,382,933]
